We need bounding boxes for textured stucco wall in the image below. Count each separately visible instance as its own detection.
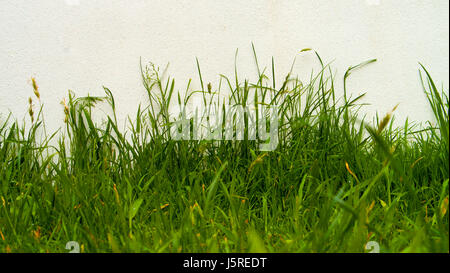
[0,0,448,133]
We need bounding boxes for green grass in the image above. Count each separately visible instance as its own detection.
[0,48,448,253]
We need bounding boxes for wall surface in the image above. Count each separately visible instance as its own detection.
[1,0,449,134]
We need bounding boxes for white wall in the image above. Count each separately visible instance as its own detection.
[1,0,448,134]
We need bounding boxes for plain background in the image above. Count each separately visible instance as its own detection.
[1,0,449,134]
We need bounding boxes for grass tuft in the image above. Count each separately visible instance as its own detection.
[0,50,448,253]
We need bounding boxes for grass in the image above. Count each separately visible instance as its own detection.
[0,48,448,253]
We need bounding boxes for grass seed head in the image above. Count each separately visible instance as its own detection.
[31,77,40,100]
[61,98,69,123]
[377,103,399,134]
[28,97,34,123]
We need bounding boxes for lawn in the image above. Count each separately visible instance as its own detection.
[0,49,448,253]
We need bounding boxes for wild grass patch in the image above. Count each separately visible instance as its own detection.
[0,48,448,253]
